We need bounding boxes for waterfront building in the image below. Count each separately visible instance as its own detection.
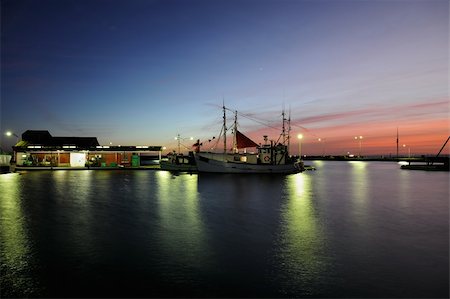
[11,130,162,169]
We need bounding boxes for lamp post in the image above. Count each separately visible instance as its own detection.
[297,134,303,161]
[318,138,325,157]
[354,136,363,158]
[6,131,18,139]
[5,131,19,163]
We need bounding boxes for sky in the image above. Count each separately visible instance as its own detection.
[1,0,449,156]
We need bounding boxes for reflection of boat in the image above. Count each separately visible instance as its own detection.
[160,151,197,172]
[194,105,303,174]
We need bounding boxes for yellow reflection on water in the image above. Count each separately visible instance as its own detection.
[155,172,207,267]
[0,174,35,296]
[349,161,369,213]
[52,171,95,254]
[53,170,93,203]
[277,173,327,295]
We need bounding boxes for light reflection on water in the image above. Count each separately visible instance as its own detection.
[154,171,210,285]
[0,174,38,296]
[276,173,329,296]
[349,161,369,204]
[0,163,448,297]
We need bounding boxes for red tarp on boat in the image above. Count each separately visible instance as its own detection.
[236,130,258,148]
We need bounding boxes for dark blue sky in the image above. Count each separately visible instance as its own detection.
[1,0,448,154]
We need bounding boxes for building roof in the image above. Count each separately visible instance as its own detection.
[51,137,99,147]
[22,130,52,144]
[15,130,161,151]
[20,130,99,147]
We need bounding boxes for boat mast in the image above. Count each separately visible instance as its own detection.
[281,109,286,145]
[223,103,227,154]
[233,110,238,153]
[176,133,181,153]
[287,108,291,152]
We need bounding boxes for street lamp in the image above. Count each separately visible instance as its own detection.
[297,134,303,161]
[5,131,19,163]
[354,136,363,158]
[6,131,18,138]
[318,138,325,156]
[402,144,411,158]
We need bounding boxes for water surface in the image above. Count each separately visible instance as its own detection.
[0,161,448,297]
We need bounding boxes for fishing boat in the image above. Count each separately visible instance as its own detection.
[194,105,303,174]
[159,152,197,172]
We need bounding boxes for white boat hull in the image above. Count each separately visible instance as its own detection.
[195,154,302,174]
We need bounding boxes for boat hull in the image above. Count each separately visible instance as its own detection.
[159,161,197,172]
[195,154,302,174]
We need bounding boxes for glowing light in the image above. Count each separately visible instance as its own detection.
[5,131,18,138]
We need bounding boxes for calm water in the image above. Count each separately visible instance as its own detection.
[0,161,448,298]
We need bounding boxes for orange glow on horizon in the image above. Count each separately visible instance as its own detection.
[244,118,449,156]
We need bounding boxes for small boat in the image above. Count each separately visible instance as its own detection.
[194,105,303,174]
[400,136,449,172]
[160,151,197,172]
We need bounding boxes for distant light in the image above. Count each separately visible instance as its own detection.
[297,134,303,140]
[190,137,194,140]
[6,131,12,136]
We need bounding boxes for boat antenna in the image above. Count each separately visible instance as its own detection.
[223,101,227,154]
[233,110,238,153]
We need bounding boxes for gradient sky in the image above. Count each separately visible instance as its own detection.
[1,0,449,156]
